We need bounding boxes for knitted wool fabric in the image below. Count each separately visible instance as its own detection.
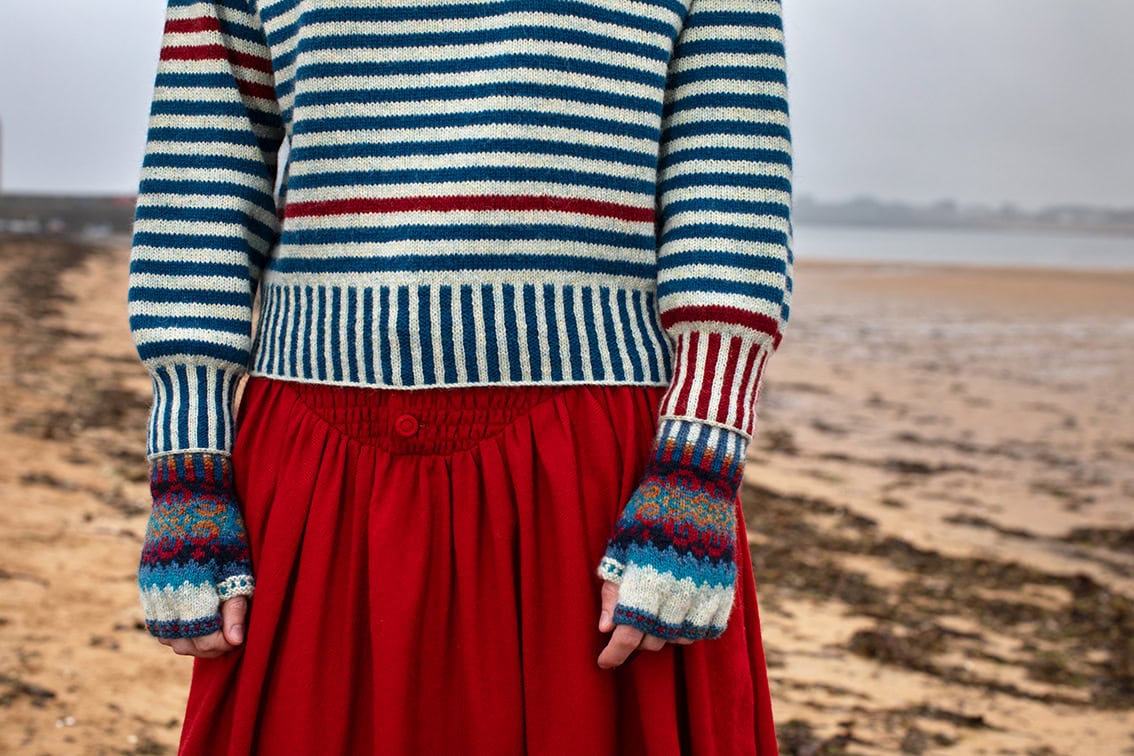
[596,420,745,640]
[128,0,793,640]
[138,452,255,638]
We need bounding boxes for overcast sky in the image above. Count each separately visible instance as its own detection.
[1,1,1131,211]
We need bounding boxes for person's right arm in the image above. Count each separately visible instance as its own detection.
[128,0,285,646]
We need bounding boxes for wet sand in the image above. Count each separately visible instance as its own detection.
[747,259,1134,753]
[1,237,1132,753]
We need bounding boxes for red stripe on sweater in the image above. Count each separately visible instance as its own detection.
[735,342,761,434]
[165,16,221,35]
[660,304,780,338]
[238,80,277,100]
[285,195,655,223]
[715,335,743,427]
[745,349,770,437]
[161,43,275,76]
[693,332,722,418]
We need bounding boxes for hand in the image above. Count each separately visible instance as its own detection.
[594,420,747,645]
[597,580,693,669]
[159,595,249,658]
[138,452,256,643]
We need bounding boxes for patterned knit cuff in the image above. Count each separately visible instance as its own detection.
[138,452,255,639]
[596,418,747,640]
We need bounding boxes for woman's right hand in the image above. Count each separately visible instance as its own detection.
[159,595,250,658]
[138,452,256,648]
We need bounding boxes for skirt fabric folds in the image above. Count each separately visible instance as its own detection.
[177,375,779,755]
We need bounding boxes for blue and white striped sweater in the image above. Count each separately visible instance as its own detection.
[128,0,793,641]
[129,0,793,458]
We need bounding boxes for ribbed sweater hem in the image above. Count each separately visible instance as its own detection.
[249,279,677,388]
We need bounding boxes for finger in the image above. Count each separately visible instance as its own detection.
[168,638,197,656]
[598,580,619,633]
[221,595,249,646]
[639,634,667,652]
[597,624,644,669]
[192,630,233,658]
[670,637,695,645]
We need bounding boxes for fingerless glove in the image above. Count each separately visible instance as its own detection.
[596,418,746,641]
[138,452,255,639]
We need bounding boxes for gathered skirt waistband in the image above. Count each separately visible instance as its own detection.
[277,379,571,456]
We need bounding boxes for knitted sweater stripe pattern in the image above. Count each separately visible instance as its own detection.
[127,0,794,460]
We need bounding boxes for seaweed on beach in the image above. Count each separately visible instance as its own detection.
[0,674,56,708]
[0,237,152,462]
[1061,527,1134,555]
[777,718,860,755]
[741,479,1134,710]
[0,237,107,358]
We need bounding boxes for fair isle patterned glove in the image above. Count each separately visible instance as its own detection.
[138,452,255,639]
[597,419,747,641]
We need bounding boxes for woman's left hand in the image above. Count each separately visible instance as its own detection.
[596,580,693,668]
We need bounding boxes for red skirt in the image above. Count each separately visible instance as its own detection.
[177,376,779,755]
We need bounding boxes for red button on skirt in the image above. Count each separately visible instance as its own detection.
[394,412,418,437]
[176,376,779,755]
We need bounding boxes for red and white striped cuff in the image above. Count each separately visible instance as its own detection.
[657,330,776,440]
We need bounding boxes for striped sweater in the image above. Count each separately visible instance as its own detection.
[129,0,793,641]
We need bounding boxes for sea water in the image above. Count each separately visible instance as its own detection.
[793,223,1134,270]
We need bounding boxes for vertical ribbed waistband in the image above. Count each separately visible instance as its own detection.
[271,377,574,456]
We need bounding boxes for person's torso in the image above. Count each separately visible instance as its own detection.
[246,0,687,389]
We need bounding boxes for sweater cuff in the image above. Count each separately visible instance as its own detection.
[145,363,245,458]
[657,330,776,441]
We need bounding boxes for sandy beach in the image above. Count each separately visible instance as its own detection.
[1,236,1132,754]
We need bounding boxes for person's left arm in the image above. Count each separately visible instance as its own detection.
[596,0,794,649]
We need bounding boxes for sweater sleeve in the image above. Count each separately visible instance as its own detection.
[127,0,285,462]
[653,0,793,456]
[593,0,792,640]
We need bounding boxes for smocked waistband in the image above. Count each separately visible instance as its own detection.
[263,376,582,456]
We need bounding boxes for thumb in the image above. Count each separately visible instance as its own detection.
[221,595,249,646]
[599,580,619,633]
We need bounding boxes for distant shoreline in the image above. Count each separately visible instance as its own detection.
[795,256,1134,281]
[793,222,1134,272]
[796,218,1134,238]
